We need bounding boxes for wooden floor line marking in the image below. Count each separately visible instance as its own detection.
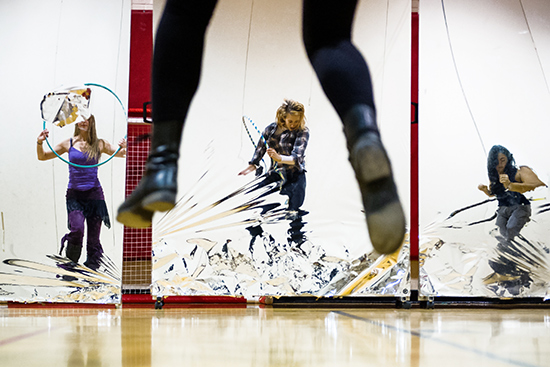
[0,326,60,347]
[333,311,541,367]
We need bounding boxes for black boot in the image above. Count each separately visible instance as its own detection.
[117,121,183,228]
[61,242,81,281]
[84,243,104,271]
[343,105,406,255]
[65,243,82,264]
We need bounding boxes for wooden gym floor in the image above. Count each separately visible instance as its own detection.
[1,304,549,366]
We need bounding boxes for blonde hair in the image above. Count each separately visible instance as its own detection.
[276,99,306,130]
[74,115,101,161]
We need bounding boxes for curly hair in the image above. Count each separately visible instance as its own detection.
[487,145,517,196]
[275,99,306,130]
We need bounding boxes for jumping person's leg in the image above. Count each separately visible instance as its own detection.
[117,0,219,228]
[303,0,374,125]
[302,0,405,254]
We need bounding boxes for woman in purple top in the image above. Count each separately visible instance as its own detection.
[36,115,126,270]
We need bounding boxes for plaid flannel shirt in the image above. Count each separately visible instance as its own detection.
[249,122,309,174]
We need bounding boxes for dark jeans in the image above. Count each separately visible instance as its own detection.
[259,170,307,211]
[496,204,531,240]
[280,170,307,211]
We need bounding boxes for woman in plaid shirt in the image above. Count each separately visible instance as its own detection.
[117,0,405,255]
[239,100,309,215]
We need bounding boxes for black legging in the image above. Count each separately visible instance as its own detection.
[302,0,376,119]
[152,0,218,123]
[152,0,376,134]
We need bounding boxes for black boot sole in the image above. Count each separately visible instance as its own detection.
[142,190,177,212]
[350,132,406,254]
[116,206,154,229]
[116,190,175,228]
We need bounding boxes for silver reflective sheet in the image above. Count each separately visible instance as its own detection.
[420,197,550,299]
[151,171,409,298]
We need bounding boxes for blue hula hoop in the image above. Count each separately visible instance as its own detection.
[42,82,127,168]
[242,115,284,181]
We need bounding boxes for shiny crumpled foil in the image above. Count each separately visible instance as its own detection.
[420,197,550,299]
[40,86,92,127]
[151,173,410,299]
[0,254,121,304]
[151,235,410,299]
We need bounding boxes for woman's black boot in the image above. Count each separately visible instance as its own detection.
[343,104,406,255]
[116,121,182,228]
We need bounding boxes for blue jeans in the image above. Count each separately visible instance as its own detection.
[495,204,531,240]
[279,170,306,211]
[259,170,307,211]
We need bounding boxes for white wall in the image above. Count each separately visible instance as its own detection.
[419,0,550,297]
[153,0,411,257]
[0,0,410,300]
[420,0,550,226]
[0,0,131,300]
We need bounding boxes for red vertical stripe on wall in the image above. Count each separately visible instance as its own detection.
[410,12,419,260]
[123,10,153,261]
[128,10,152,111]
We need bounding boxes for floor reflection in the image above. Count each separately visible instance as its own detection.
[1,306,549,367]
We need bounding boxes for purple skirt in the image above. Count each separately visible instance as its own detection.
[66,186,111,229]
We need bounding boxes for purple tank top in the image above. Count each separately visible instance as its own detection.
[68,141,100,190]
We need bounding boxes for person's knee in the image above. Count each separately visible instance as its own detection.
[68,224,84,242]
[302,21,340,60]
[498,224,508,239]
[68,211,85,237]
[303,33,344,62]
[506,206,530,239]
[495,212,509,237]
[506,221,525,240]
[302,34,319,60]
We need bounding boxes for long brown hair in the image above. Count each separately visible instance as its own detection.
[74,115,101,161]
[276,99,306,130]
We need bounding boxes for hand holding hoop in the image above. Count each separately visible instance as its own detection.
[37,129,49,145]
[41,83,127,168]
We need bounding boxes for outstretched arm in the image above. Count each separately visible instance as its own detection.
[477,184,493,197]
[37,129,69,161]
[238,164,257,176]
[100,138,127,158]
[506,166,546,193]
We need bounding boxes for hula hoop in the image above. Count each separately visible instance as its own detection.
[42,82,127,168]
[242,116,268,170]
[242,115,284,182]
